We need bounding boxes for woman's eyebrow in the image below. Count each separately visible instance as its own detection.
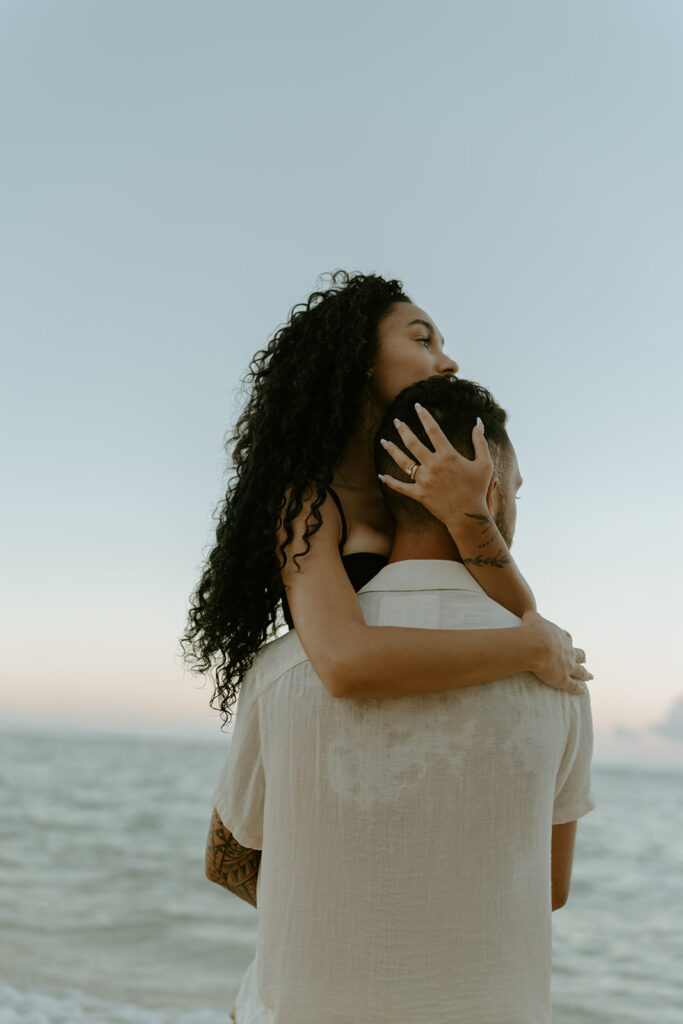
[406,318,445,348]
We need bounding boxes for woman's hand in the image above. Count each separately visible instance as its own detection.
[378,404,493,524]
[521,610,593,695]
[379,403,538,618]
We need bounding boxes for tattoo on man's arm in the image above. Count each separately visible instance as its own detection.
[462,512,511,568]
[206,808,261,908]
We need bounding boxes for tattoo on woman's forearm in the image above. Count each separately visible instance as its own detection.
[463,549,511,568]
[464,512,492,527]
[207,809,261,908]
[462,513,510,568]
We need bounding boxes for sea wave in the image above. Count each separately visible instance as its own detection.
[0,977,230,1024]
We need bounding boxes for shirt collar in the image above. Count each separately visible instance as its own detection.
[357,558,486,595]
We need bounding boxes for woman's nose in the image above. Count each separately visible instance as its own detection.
[440,353,459,375]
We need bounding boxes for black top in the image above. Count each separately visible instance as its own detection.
[281,485,389,631]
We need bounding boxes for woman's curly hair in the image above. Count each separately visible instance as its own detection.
[180,269,412,728]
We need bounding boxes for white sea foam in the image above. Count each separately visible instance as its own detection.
[0,978,228,1024]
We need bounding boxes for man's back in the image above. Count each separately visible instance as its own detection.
[213,559,595,1024]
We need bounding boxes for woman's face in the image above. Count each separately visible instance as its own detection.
[369,302,459,412]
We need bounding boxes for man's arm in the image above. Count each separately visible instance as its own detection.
[551,820,577,910]
[205,807,262,909]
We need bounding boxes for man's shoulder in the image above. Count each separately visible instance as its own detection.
[247,627,309,694]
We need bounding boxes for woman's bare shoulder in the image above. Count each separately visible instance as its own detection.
[275,482,366,689]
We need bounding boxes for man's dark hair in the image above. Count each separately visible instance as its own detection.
[374,375,512,531]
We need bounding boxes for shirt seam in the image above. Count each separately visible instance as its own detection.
[359,585,482,594]
[252,655,312,703]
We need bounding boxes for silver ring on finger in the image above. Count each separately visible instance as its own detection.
[409,462,420,481]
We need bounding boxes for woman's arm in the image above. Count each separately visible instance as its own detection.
[328,616,577,699]
[380,409,535,618]
[278,487,589,700]
[443,506,535,618]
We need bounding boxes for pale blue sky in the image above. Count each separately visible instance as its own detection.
[2,1,682,767]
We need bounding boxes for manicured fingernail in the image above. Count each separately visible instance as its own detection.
[377,473,384,480]
[415,402,423,411]
[393,418,401,428]
[477,417,484,433]
[380,438,388,447]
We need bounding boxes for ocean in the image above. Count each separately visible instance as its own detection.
[1,727,681,1023]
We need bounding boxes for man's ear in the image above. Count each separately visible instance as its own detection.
[486,474,499,516]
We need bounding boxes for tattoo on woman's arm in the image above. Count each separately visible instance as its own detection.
[463,549,511,568]
[462,512,511,568]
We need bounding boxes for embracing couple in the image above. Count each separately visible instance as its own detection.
[182,271,596,1023]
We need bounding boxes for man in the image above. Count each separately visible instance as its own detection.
[206,375,596,1023]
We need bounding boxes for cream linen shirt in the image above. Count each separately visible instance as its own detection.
[212,559,596,1024]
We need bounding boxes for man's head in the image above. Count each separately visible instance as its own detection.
[374,375,522,549]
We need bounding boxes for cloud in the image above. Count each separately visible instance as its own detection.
[604,692,683,769]
[613,724,639,741]
[651,693,683,744]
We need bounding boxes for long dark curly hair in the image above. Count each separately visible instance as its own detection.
[180,270,412,728]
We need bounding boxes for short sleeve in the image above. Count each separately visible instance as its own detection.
[553,690,597,825]
[211,672,265,849]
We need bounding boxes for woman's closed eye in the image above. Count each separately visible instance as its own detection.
[418,337,431,347]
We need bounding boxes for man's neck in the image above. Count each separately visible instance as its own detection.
[386,525,464,566]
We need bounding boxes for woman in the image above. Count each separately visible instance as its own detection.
[182,270,591,1023]
[182,269,589,718]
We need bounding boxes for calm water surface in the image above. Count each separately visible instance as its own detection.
[1,727,681,1023]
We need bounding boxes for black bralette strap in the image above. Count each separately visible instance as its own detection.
[324,485,347,552]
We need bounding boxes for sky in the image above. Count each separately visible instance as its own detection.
[2,0,682,769]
